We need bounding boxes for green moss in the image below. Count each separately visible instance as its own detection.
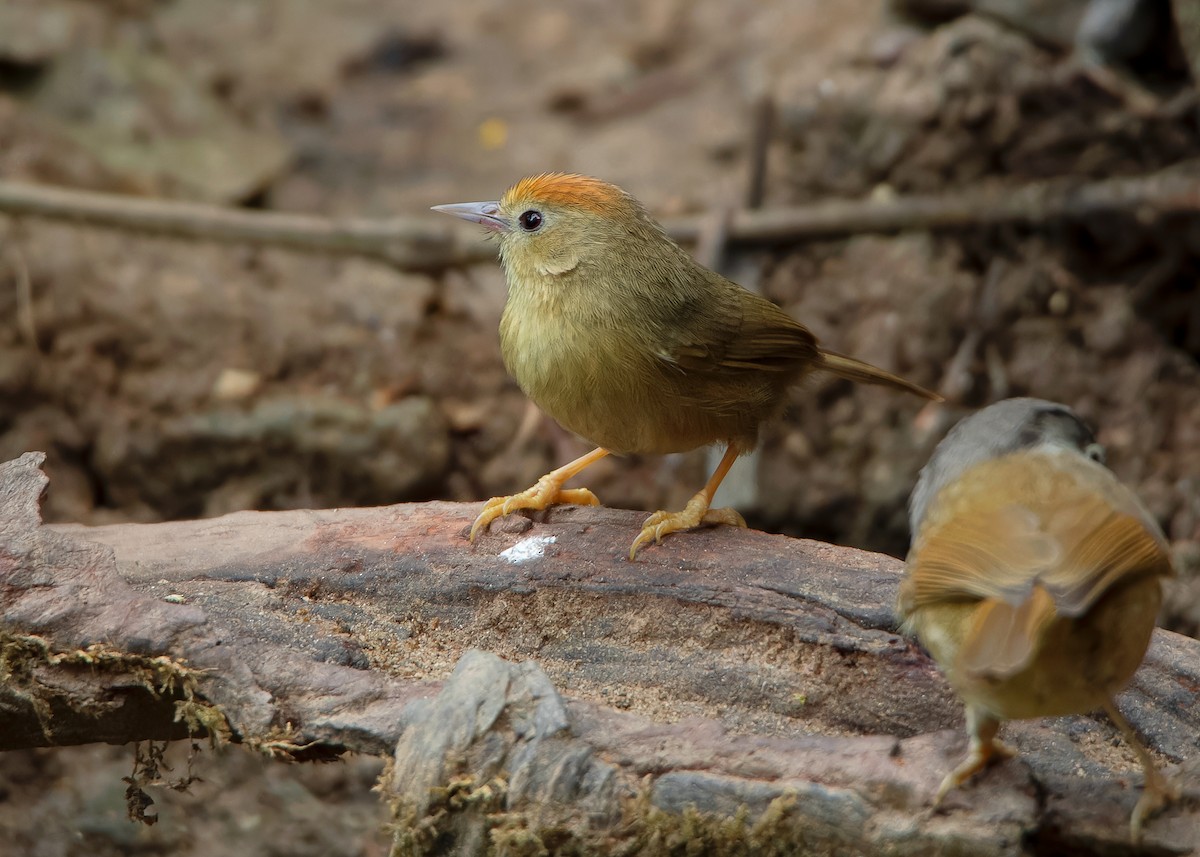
[0,632,234,825]
[620,787,836,857]
[0,632,229,744]
[383,770,845,857]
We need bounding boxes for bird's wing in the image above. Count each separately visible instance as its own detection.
[899,449,1171,677]
[899,495,1062,613]
[656,271,819,376]
[901,451,1170,613]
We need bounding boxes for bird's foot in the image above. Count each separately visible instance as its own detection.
[629,493,746,560]
[933,737,1016,808]
[1129,758,1180,843]
[470,479,600,541]
[1101,698,1180,842]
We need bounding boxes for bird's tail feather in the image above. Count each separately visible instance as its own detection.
[818,350,942,401]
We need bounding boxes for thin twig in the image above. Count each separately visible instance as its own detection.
[743,92,775,211]
[0,161,1198,272]
[692,206,733,271]
[7,222,39,352]
[0,181,494,272]
[681,159,1200,244]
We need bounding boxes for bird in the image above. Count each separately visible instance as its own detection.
[433,173,939,559]
[897,397,1177,839]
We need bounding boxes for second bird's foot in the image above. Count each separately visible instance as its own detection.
[470,482,600,541]
[629,502,746,560]
[1130,767,1180,843]
[933,738,1017,808]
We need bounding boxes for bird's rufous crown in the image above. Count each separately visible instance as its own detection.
[502,173,629,215]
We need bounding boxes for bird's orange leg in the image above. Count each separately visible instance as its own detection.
[470,447,610,541]
[1102,700,1179,842]
[629,445,747,560]
[934,705,1015,807]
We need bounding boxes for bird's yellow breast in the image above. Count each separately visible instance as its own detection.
[498,284,758,455]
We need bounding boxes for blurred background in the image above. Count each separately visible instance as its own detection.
[0,0,1197,853]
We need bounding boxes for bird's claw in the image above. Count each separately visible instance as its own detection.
[1130,767,1180,843]
[628,502,746,560]
[933,737,1016,808]
[469,483,600,541]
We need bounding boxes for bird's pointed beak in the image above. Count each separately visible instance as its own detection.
[430,201,509,233]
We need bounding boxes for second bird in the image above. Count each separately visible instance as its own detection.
[434,173,940,559]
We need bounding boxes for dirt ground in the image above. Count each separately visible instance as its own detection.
[1,0,1198,854]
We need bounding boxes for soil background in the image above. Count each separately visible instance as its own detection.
[0,0,1198,854]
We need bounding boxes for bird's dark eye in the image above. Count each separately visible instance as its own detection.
[518,210,543,231]
[1084,443,1106,464]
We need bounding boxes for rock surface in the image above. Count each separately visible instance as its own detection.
[1,452,1198,854]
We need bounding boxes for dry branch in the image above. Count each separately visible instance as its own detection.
[2,160,1200,271]
[0,180,495,272]
[1,452,1198,855]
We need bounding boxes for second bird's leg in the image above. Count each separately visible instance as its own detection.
[470,447,610,541]
[1102,699,1178,842]
[934,706,1014,807]
[629,445,747,560]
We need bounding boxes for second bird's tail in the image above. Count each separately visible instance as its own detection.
[818,350,942,401]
